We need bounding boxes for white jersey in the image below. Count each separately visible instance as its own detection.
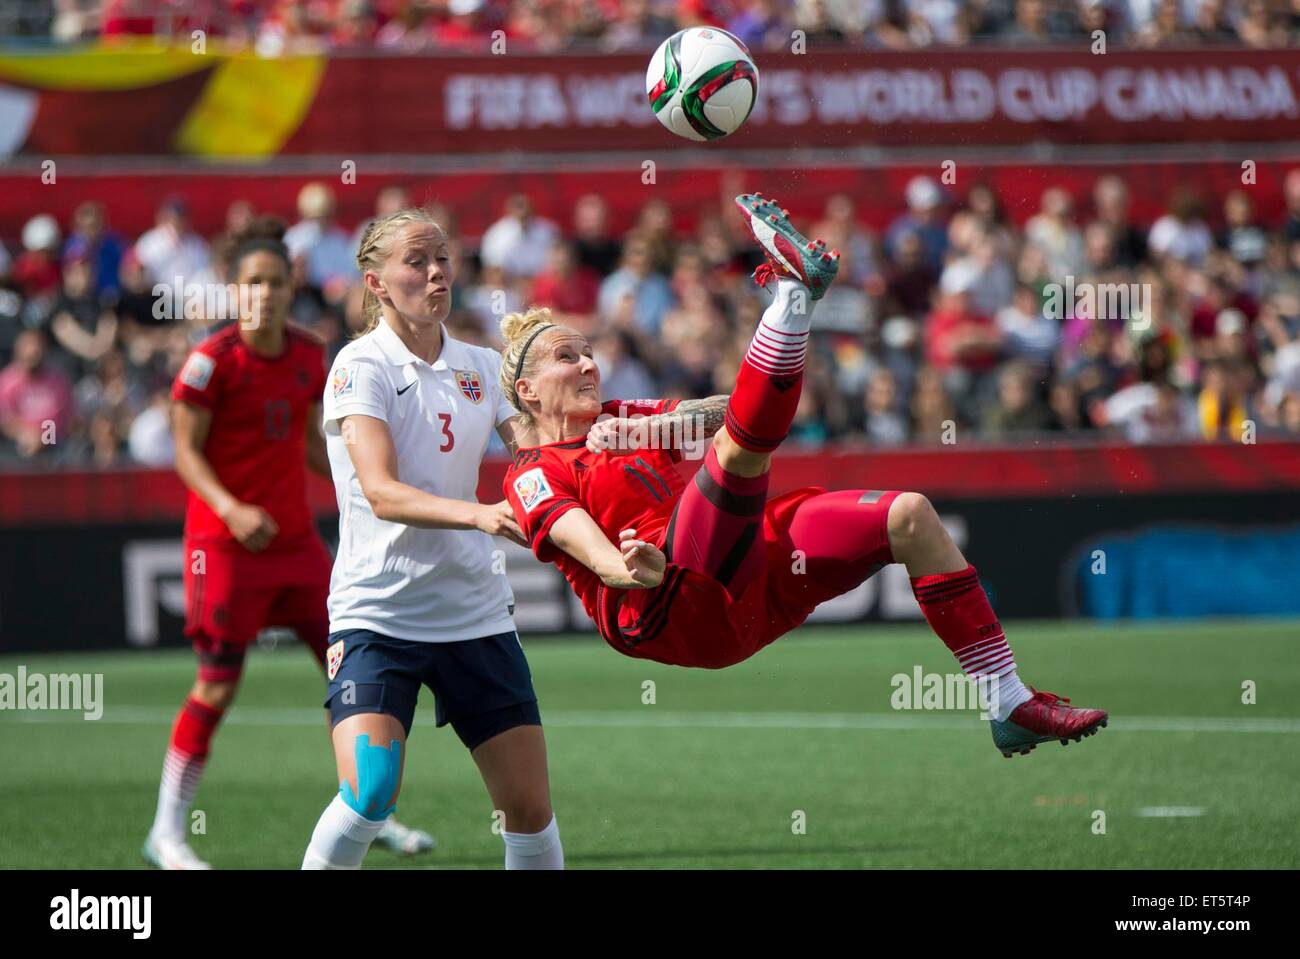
[323,320,516,642]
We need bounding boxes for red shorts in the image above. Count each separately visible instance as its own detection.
[599,487,900,668]
[182,534,333,681]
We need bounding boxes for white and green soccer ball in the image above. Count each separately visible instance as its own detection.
[646,26,759,142]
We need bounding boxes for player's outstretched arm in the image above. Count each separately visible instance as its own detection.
[344,412,525,544]
[586,394,730,455]
[548,509,665,589]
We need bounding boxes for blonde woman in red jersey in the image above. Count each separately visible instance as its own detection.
[502,194,1107,761]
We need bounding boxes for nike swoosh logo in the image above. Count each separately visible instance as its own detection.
[396,382,416,396]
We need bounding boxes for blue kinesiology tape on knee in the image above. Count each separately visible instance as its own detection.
[339,734,401,821]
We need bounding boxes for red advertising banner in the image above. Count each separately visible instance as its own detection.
[1,45,1299,160]
[3,441,1298,527]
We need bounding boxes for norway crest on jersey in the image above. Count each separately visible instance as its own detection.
[326,640,345,681]
[455,370,483,404]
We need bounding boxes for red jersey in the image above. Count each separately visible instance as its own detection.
[504,398,683,626]
[171,323,327,546]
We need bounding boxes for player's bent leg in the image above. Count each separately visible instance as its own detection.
[143,660,242,871]
[666,442,770,601]
[887,492,1108,756]
[302,711,407,870]
[283,606,438,858]
[720,193,838,476]
[470,724,562,870]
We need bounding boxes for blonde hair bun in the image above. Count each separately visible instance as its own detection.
[499,306,555,345]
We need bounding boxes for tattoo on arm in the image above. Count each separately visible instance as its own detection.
[665,395,729,441]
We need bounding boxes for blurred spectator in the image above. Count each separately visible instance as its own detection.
[1104,378,1198,443]
[1025,187,1086,281]
[284,182,359,298]
[1237,0,1291,47]
[886,176,948,276]
[727,0,795,50]
[134,197,212,291]
[480,193,559,279]
[1283,169,1300,244]
[982,360,1054,436]
[1091,175,1147,269]
[598,232,674,336]
[592,330,657,400]
[862,367,909,445]
[1148,189,1214,267]
[46,253,118,379]
[530,241,602,320]
[572,193,623,275]
[925,280,1003,418]
[1197,358,1251,440]
[66,202,125,296]
[911,365,957,442]
[811,194,879,289]
[14,215,63,299]
[1191,0,1235,42]
[351,185,413,257]
[998,0,1077,41]
[435,0,495,48]
[996,282,1058,371]
[883,229,937,319]
[0,329,75,461]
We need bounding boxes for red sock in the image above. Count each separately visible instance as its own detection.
[170,695,224,761]
[910,565,1015,676]
[725,326,808,452]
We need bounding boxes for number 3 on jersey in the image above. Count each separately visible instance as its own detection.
[437,412,454,451]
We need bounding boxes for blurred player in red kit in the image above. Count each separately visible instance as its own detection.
[143,219,431,868]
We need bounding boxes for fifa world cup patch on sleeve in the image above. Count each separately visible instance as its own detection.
[332,364,356,399]
[179,353,215,390]
[513,467,553,514]
[326,640,345,681]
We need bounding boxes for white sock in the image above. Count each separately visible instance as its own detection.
[746,278,811,378]
[150,747,204,841]
[992,670,1033,722]
[760,276,813,334]
[502,814,564,870]
[954,632,1033,722]
[301,794,388,870]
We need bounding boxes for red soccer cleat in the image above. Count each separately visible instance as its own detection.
[990,688,1108,758]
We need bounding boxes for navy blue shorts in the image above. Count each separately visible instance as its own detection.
[324,628,540,750]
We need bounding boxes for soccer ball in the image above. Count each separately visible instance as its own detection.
[646,27,759,142]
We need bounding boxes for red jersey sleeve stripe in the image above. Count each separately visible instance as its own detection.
[171,384,217,410]
[529,497,581,550]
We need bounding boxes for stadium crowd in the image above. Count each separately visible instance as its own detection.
[3,170,1300,467]
[9,0,1300,50]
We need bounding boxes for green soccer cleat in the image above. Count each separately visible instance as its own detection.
[734,192,840,300]
[990,688,1108,758]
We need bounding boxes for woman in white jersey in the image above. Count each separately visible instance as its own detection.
[301,209,562,870]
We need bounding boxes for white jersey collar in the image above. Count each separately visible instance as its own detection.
[373,319,463,370]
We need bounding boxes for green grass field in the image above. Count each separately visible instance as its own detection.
[3,620,1298,869]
